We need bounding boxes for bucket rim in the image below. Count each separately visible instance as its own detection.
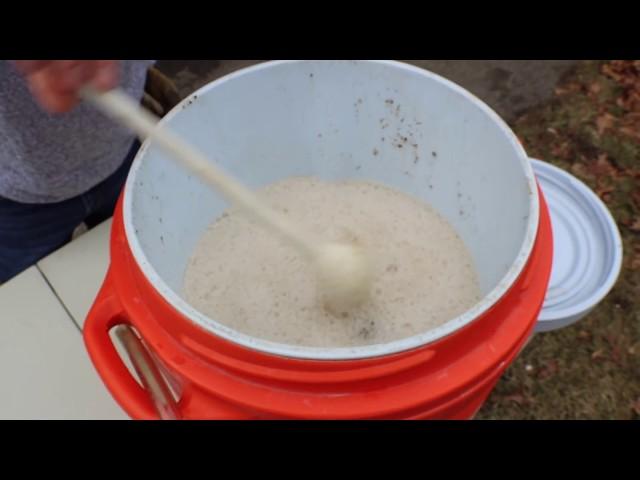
[123,60,540,360]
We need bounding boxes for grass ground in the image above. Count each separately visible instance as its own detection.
[476,61,640,419]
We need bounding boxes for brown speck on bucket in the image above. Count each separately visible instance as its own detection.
[359,328,372,339]
[385,99,394,105]
[355,165,362,171]
[358,320,376,339]
[432,151,437,157]
[373,148,379,156]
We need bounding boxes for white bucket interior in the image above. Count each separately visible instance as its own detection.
[123,60,539,360]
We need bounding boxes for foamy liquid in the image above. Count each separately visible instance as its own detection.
[183,178,481,348]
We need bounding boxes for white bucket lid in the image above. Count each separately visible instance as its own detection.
[531,158,623,332]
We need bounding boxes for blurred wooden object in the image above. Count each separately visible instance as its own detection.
[142,67,181,117]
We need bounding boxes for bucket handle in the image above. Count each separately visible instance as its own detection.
[114,324,181,420]
[83,282,178,420]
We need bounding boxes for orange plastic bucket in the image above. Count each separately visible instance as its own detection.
[83,61,554,419]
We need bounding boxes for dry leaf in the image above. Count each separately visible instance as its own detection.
[571,162,591,179]
[620,125,640,142]
[595,184,614,201]
[632,398,640,416]
[602,61,640,87]
[605,334,624,365]
[596,113,616,135]
[555,83,582,96]
[591,349,606,361]
[631,244,640,270]
[629,218,640,232]
[619,113,640,136]
[591,156,619,200]
[503,393,531,406]
[578,330,592,341]
[611,345,623,366]
[551,142,571,159]
[616,91,640,112]
[537,360,560,380]
[591,154,618,177]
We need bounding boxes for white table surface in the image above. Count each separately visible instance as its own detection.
[0,220,129,419]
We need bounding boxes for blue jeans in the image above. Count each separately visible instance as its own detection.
[0,141,139,283]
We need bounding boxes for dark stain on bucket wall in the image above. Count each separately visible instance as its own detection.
[156,60,578,124]
[181,94,198,110]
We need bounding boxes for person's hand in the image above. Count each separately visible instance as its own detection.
[13,60,119,113]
